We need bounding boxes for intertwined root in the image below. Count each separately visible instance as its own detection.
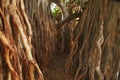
[89,16,104,80]
[0,31,19,80]
[29,60,44,80]
[0,0,44,80]
[5,48,19,80]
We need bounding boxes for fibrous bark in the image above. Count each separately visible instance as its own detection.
[23,0,56,69]
[0,0,43,80]
[21,0,120,80]
[65,0,120,80]
[1,0,119,80]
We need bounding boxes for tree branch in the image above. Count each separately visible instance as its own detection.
[56,11,82,29]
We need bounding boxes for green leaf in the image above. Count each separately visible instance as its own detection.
[50,2,61,16]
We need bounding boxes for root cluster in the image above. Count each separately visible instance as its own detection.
[0,0,43,80]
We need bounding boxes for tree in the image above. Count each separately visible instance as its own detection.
[0,0,43,80]
[0,0,120,80]
[65,0,120,80]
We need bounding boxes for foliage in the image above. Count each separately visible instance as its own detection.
[50,2,61,16]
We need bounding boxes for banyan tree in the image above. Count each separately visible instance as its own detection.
[0,0,43,80]
[0,0,120,80]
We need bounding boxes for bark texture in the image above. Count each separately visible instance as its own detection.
[0,0,43,80]
[0,0,120,80]
[24,0,56,69]
[65,0,120,80]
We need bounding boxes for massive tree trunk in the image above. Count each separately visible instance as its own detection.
[0,0,43,80]
[65,0,120,80]
[24,0,56,69]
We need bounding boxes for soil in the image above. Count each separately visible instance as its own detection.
[43,53,73,80]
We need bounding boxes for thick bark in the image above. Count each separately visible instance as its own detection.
[23,0,56,69]
[23,0,120,80]
[65,0,120,80]
[0,0,120,80]
[0,0,43,80]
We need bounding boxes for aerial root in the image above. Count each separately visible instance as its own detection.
[0,31,14,52]
[0,31,18,80]
[29,60,44,80]
[4,48,19,80]
[96,66,104,80]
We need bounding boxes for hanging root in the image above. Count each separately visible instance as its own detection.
[95,66,104,80]
[4,48,19,80]
[8,71,11,80]
[0,31,19,80]
[19,0,44,79]
[0,31,14,52]
[95,18,104,80]
[30,60,44,80]
[89,66,95,80]
[74,43,84,80]
[8,0,44,79]
[0,0,44,79]
[88,19,104,80]
[13,8,44,80]
[19,0,32,43]
[28,60,44,80]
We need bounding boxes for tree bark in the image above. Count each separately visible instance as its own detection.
[0,0,43,80]
[0,0,120,80]
[66,0,120,80]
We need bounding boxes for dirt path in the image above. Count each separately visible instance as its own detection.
[43,53,73,80]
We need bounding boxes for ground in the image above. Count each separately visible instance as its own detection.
[43,53,73,80]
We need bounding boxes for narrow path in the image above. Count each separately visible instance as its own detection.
[43,53,73,80]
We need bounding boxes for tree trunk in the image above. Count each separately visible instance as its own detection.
[24,0,56,69]
[66,0,120,80]
[0,0,43,80]
[0,0,120,80]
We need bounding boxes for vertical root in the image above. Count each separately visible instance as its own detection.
[29,61,44,80]
[30,61,44,80]
[74,42,86,80]
[74,60,82,80]
[115,71,119,80]
[34,63,44,79]
[0,31,18,80]
[29,63,34,80]
[0,0,44,80]
[89,66,95,80]
[0,31,14,52]
[8,71,11,80]
[4,48,19,80]
[96,66,104,80]
[77,66,88,80]
[19,0,32,42]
